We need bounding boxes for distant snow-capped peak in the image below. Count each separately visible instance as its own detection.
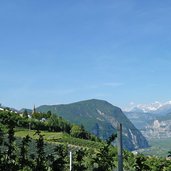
[125,100,171,113]
[136,101,162,112]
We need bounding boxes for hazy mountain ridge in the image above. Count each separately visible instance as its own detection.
[124,111,155,129]
[124,100,171,129]
[36,99,149,150]
[124,101,171,139]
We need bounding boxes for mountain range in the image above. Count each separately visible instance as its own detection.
[125,101,171,115]
[35,99,149,151]
[124,100,171,139]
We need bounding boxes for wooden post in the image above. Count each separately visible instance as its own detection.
[117,123,123,171]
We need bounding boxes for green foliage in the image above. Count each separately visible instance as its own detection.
[1,109,171,171]
[1,118,19,171]
[123,150,136,170]
[23,110,28,118]
[91,145,116,171]
[32,112,51,120]
[33,130,47,171]
[70,124,90,139]
[90,133,117,171]
[48,144,68,171]
[0,127,4,145]
[72,148,88,170]
[19,135,32,169]
[133,154,150,171]
[0,110,72,134]
[106,133,117,146]
[168,151,171,157]
[47,114,71,133]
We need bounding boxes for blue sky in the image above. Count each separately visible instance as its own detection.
[1,0,171,109]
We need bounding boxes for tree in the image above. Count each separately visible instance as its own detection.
[70,124,90,139]
[49,144,68,171]
[3,119,19,171]
[123,150,135,171]
[106,133,117,146]
[19,135,32,169]
[0,127,4,169]
[70,125,82,138]
[91,133,117,171]
[168,151,171,158]
[133,154,150,171]
[0,127,4,147]
[23,110,28,118]
[47,115,60,132]
[47,110,52,117]
[72,148,87,171]
[33,130,47,171]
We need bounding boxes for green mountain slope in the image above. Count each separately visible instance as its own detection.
[37,99,149,150]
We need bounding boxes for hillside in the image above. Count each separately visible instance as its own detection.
[0,109,118,170]
[37,99,149,150]
[1,103,171,170]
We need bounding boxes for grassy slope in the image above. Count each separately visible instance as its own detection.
[15,129,103,150]
[15,129,171,158]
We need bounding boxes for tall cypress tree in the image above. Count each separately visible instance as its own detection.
[19,135,31,169]
[34,130,47,171]
[3,118,19,171]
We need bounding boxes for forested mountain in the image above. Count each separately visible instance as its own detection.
[37,99,149,150]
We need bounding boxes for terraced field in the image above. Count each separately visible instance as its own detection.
[15,129,103,150]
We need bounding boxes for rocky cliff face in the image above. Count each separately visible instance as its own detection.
[37,99,149,151]
[142,119,171,139]
[95,108,149,150]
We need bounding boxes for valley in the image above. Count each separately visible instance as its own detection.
[124,101,171,157]
[140,137,171,157]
